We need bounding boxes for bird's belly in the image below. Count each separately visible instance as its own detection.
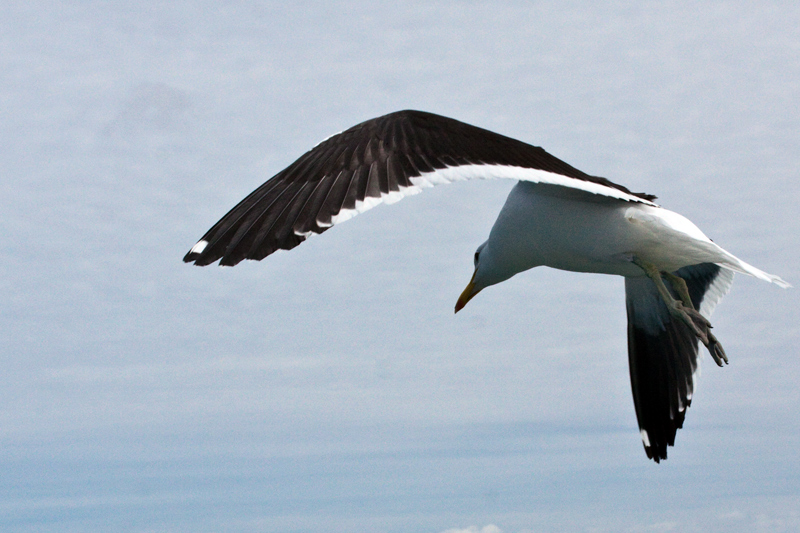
[492,183,658,278]
[528,212,646,277]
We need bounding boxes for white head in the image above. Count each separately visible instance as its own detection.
[454,240,522,313]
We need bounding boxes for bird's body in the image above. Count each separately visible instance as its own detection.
[484,181,779,281]
[185,110,788,462]
[487,183,670,279]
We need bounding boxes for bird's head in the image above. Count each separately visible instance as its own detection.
[455,241,516,313]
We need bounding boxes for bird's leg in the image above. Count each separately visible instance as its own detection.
[632,257,728,366]
[663,272,728,366]
[662,271,728,365]
[662,271,694,309]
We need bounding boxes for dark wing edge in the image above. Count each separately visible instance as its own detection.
[624,263,734,462]
[184,109,657,267]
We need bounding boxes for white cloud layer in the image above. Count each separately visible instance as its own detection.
[441,526,503,533]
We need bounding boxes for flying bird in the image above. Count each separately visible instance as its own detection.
[184,110,789,462]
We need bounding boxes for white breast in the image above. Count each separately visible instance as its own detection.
[488,182,649,277]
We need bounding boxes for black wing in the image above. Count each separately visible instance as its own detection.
[184,110,656,266]
[625,263,733,462]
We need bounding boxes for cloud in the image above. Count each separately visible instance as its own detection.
[440,526,502,533]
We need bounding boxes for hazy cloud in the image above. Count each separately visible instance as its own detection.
[441,526,503,533]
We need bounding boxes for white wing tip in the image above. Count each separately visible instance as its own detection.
[741,266,791,289]
[771,275,792,289]
[190,240,208,254]
[716,258,791,289]
[640,429,651,447]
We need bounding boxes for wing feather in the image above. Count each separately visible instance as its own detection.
[185,110,657,266]
[625,263,733,462]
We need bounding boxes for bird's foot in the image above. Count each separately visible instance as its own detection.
[706,329,728,367]
[632,257,729,367]
[668,301,728,366]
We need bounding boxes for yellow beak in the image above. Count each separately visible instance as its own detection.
[454,271,481,313]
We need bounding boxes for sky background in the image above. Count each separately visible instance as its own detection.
[2,1,799,532]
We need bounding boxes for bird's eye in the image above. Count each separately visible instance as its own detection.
[474,250,480,266]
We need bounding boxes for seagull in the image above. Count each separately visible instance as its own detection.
[184,110,789,462]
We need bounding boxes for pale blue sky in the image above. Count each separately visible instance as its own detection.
[2,1,798,531]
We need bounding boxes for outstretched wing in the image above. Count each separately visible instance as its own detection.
[625,263,734,462]
[184,110,657,266]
